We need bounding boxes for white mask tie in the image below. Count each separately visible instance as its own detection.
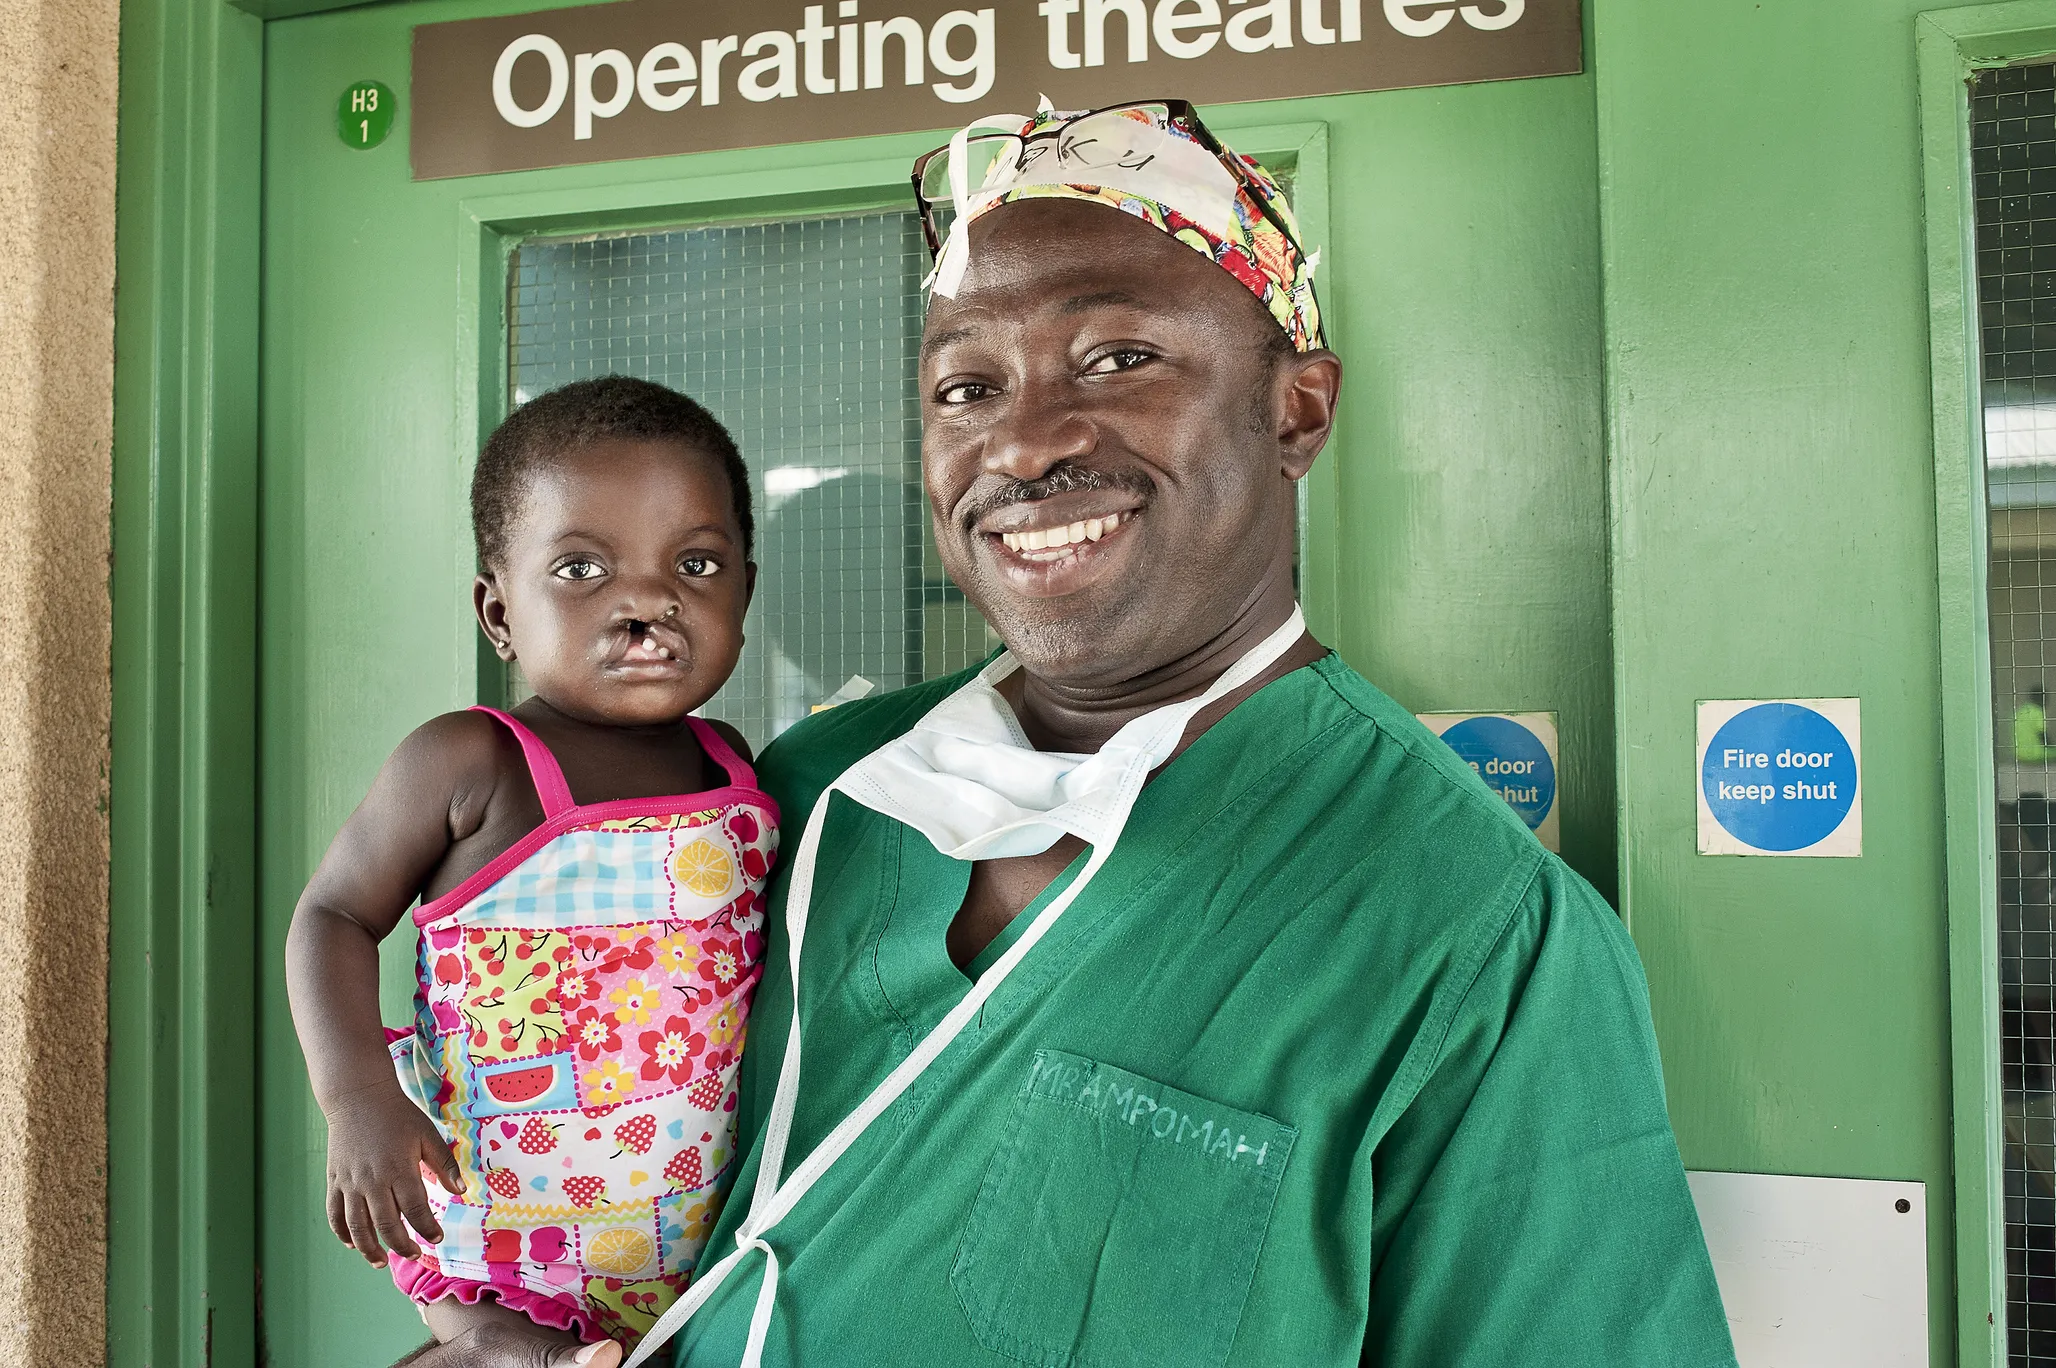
[623,607,1307,1367]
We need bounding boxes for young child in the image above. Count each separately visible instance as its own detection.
[285,376,778,1366]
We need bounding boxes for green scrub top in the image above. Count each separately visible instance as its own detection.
[676,655,1736,1368]
[2020,701,2050,764]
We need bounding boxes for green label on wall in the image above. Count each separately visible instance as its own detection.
[338,81,395,150]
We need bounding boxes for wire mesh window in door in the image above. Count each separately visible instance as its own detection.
[1976,62,2056,1366]
[507,212,995,750]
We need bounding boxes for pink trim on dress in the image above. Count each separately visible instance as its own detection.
[388,1253,608,1345]
[686,714,757,790]
[470,706,576,817]
[413,709,780,928]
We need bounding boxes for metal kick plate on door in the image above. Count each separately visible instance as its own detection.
[1687,1170,1927,1366]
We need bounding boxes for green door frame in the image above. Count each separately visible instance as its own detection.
[107,0,1330,1359]
[110,0,263,1362]
[1916,5,2056,1362]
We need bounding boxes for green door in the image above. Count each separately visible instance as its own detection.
[255,4,1611,1359]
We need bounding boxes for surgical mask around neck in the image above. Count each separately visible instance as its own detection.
[622,606,1308,1368]
[838,630,1291,860]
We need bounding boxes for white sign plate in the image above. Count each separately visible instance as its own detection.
[1695,697,1861,857]
[1688,1170,1927,1366]
[1417,711,1560,852]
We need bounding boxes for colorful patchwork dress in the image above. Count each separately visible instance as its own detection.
[385,706,778,1346]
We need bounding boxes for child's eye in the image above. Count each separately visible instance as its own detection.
[553,558,605,581]
[680,556,720,579]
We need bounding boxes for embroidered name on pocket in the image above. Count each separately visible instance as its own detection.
[952,1049,1297,1368]
[1022,1051,1288,1171]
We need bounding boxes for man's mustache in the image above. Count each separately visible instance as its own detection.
[957,463,1154,527]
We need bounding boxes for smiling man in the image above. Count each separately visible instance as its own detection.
[628,104,1741,1368]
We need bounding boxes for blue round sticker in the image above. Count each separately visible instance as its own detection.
[1441,716,1556,832]
[1701,703,1856,851]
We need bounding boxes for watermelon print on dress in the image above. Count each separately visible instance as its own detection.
[384,707,777,1348]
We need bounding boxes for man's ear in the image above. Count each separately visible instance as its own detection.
[1276,350,1342,481]
[474,573,518,662]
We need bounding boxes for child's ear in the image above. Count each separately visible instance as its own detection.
[473,573,518,662]
[744,560,758,609]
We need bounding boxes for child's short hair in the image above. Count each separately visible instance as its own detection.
[472,376,754,572]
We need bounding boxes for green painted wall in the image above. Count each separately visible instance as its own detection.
[1309,72,1617,896]
[257,6,483,1354]
[1593,1,1960,1362]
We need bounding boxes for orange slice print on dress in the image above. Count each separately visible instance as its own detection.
[670,838,734,899]
[585,1225,657,1276]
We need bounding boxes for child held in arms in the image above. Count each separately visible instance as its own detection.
[287,376,778,1367]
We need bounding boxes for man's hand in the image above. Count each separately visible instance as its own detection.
[324,1081,464,1267]
[395,1328,622,1368]
[398,1298,626,1368]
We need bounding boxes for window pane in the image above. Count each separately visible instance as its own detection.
[507,212,996,749]
[1974,60,2056,1368]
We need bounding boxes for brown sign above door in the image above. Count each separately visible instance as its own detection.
[410,0,1581,180]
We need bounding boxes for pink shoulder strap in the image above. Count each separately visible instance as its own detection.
[687,715,758,790]
[470,706,576,818]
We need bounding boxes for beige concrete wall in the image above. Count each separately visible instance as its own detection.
[0,0,120,1354]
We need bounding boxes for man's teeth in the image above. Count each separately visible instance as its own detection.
[1000,512,1126,554]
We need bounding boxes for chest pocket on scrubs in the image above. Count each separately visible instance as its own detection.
[951,1049,1296,1368]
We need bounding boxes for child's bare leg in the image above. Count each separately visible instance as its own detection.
[391,1298,621,1368]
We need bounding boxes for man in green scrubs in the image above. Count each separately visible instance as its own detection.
[656,105,1737,1368]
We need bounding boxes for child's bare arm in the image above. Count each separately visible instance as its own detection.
[285,712,505,1268]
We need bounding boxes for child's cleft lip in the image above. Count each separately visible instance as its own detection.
[606,616,690,674]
